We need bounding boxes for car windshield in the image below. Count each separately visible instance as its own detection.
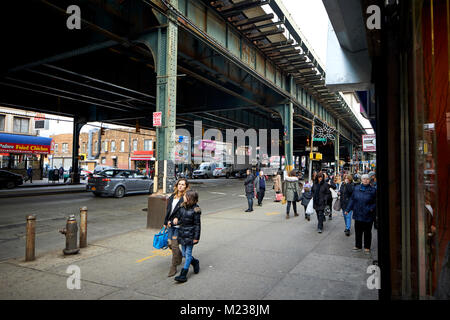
[98,170,118,177]
[199,164,209,170]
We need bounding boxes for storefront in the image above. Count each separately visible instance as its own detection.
[130,151,155,176]
[0,133,54,180]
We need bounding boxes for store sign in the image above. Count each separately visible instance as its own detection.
[153,112,162,127]
[0,142,51,154]
[362,134,376,152]
[200,140,216,151]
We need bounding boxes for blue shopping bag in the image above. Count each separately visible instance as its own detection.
[153,227,169,249]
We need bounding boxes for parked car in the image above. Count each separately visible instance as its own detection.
[93,165,114,174]
[86,169,153,198]
[0,170,23,189]
[193,162,217,179]
[80,169,92,180]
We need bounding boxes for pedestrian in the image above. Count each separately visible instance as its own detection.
[255,170,267,206]
[300,183,313,221]
[311,172,331,233]
[369,171,377,189]
[244,169,255,212]
[59,166,64,180]
[283,170,301,219]
[345,174,377,254]
[172,190,201,283]
[27,167,33,183]
[163,178,189,277]
[273,169,282,194]
[339,174,354,236]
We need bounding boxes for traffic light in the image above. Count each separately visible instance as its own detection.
[136,121,140,133]
[78,154,86,161]
[100,127,105,135]
[309,152,322,161]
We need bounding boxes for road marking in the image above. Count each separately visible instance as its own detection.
[209,192,226,195]
[265,212,281,216]
[136,249,171,263]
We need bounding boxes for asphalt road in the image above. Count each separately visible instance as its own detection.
[0,177,275,261]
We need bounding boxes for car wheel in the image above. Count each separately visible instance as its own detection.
[6,181,15,189]
[148,185,153,195]
[226,173,230,179]
[93,192,102,197]
[114,186,125,198]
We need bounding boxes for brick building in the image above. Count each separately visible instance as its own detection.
[49,127,157,172]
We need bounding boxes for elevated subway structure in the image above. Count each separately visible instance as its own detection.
[0,0,366,191]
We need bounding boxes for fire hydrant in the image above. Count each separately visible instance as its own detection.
[59,215,80,255]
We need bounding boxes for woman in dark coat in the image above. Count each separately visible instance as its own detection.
[163,178,189,277]
[339,174,354,236]
[172,190,201,282]
[345,174,377,254]
[283,170,302,219]
[244,169,255,212]
[311,172,331,233]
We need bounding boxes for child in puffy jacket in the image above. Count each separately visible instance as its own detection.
[172,190,201,283]
[300,183,313,221]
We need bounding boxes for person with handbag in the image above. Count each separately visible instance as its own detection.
[283,170,302,219]
[300,183,313,221]
[345,174,377,254]
[338,174,354,236]
[163,178,189,277]
[172,190,201,282]
[311,172,331,233]
[244,169,255,212]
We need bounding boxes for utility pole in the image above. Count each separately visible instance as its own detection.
[308,116,315,183]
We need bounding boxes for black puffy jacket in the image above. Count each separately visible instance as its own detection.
[175,204,201,246]
[244,174,255,195]
[339,182,354,211]
[311,181,331,211]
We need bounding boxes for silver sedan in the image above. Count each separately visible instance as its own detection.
[86,169,153,198]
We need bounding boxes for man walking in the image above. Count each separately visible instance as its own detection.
[255,170,266,206]
[27,167,33,183]
[244,169,255,212]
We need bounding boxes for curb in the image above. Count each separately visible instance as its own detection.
[0,188,87,198]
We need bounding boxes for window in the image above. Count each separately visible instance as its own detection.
[111,140,116,152]
[0,115,5,131]
[13,117,29,134]
[82,143,86,153]
[104,141,108,152]
[94,141,98,152]
[120,140,125,152]
[62,143,68,153]
[133,139,138,151]
[101,157,106,164]
[102,142,105,152]
[54,144,58,153]
[144,139,153,151]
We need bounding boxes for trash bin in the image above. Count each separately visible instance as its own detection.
[147,194,169,229]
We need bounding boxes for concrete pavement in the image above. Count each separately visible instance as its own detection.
[0,197,379,300]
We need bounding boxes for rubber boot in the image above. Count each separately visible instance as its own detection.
[174,268,189,282]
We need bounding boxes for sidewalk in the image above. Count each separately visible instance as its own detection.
[0,199,379,300]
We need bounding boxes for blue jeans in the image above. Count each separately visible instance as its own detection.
[246,194,254,210]
[343,210,353,230]
[167,226,179,241]
[181,244,194,269]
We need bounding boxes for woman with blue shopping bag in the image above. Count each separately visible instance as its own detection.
[163,178,189,277]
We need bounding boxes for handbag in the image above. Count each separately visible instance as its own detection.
[153,227,169,250]
[293,191,300,202]
[281,196,287,205]
[333,198,342,211]
[275,193,283,202]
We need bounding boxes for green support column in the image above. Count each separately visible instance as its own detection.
[138,0,178,194]
[274,77,294,172]
[335,119,340,175]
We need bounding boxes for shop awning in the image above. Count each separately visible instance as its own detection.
[0,133,54,155]
[130,150,154,161]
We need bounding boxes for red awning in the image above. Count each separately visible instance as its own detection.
[130,150,154,161]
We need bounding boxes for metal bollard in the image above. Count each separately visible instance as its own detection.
[79,207,87,248]
[59,215,80,255]
[25,215,36,261]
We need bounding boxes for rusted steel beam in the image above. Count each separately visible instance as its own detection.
[247,28,285,40]
[257,39,294,49]
[221,0,271,18]
[241,20,284,32]
[261,43,297,53]
[266,49,301,57]
[233,13,274,26]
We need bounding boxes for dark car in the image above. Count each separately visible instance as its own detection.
[86,169,153,198]
[0,170,24,189]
